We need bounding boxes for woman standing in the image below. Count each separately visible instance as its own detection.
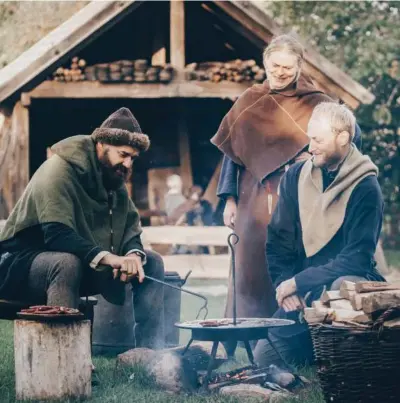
[211,35,361,322]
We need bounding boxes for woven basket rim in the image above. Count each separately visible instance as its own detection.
[309,322,374,332]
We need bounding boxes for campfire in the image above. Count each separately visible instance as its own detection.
[116,343,309,399]
[116,233,308,399]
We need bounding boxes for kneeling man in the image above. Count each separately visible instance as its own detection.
[255,102,385,367]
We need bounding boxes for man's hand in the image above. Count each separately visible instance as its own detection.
[281,295,306,312]
[223,197,237,229]
[100,253,144,283]
[276,278,297,307]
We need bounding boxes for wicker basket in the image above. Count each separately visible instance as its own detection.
[310,322,400,402]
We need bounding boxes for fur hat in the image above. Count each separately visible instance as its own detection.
[92,107,150,152]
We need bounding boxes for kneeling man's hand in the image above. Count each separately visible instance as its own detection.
[276,278,297,306]
[100,254,144,283]
[281,295,306,312]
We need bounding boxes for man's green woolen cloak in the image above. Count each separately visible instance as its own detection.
[1,135,142,254]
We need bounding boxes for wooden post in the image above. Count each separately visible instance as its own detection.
[0,102,29,219]
[178,116,193,191]
[203,159,223,208]
[152,11,166,66]
[170,0,185,70]
[14,319,91,400]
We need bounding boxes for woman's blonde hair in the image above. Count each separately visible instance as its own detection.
[263,34,304,71]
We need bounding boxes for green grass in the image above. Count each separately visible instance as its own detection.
[0,279,324,402]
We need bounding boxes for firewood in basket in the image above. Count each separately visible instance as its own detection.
[355,281,400,293]
[320,290,342,304]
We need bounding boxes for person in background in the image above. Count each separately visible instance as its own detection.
[164,174,187,218]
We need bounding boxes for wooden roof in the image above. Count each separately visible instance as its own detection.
[0,0,374,107]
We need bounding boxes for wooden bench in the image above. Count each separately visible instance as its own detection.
[141,225,232,279]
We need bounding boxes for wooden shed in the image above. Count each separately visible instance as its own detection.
[0,0,374,221]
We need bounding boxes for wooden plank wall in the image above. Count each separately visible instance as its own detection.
[0,103,29,219]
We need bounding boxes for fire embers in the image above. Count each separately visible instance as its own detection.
[206,364,309,394]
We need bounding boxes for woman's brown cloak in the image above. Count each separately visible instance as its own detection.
[211,75,332,318]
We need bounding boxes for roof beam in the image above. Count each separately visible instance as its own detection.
[26,80,251,101]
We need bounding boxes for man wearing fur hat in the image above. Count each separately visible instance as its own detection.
[0,107,165,348]
[254,102,385,367]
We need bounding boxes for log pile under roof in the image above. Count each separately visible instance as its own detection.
[52,58,175,84]
[185,59,266,83]
[51,57,267,85]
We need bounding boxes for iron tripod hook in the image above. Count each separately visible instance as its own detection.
[227,232,240,326]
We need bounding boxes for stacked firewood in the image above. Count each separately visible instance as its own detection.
[52,58,174,84]
[304,281,400,327]
[184,60,266,83]
[85,60,174,83]
[52,57,86,82]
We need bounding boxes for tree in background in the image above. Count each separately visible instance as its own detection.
[265,1,400,247]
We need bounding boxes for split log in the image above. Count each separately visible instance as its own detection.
[14,319,91,401]
[330,309,370,323]
[340,280,356,291]
[350,293,363,310]
[330,299,354,310]
[355,281,400,294]
[312,300,327,312]
[340,288,356,300]
[384,318,400,328]
[361,290,400,314]
[304,308,328,324]
[320,290,343,304]
[304,307,370,324]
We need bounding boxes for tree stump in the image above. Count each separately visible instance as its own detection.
[14,319,91,401]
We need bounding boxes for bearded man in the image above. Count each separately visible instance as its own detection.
[254,102,385,367]
[0,107,164,348]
